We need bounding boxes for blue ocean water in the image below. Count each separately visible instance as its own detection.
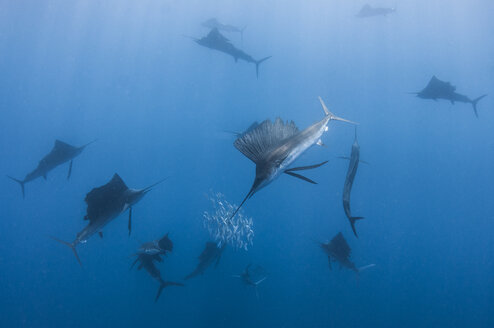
[1,0,493,327]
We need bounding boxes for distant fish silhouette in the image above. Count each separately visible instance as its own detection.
[201,18,246,41]
[191,28,271,78]
[229,97,356,220]
[232,264,267,299]
[357,4,396,18]
[135,233,173,256]
[52,174,166,266]
[339,127,366,238]
[320,232,375,275]
[130,253,184,302]
[184,241,226,280]
[7,139,96,198]
[412,76,487,117]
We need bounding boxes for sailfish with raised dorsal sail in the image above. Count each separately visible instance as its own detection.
[320,232,375,275]
[229,97,357,219]
[52,173,166,266]
[412,76,487,117]
[7,139,96,198]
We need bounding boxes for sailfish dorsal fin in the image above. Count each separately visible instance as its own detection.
[234,118,299,163]
[207,27,230,43]
[84,174,129,222]
[53,139,76,152]
[328,232,352,259]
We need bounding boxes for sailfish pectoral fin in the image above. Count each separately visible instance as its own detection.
[284,171,317,184]
[285,161,328,172]
[128,207,132,236]
[67,160,73,180]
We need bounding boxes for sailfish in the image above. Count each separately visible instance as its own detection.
[229,97,356,219]
[201,18,246,41]
[7,139,96,198]
[339,127,366,238]
[130,234,183,302]
[52,173,166,266]
[320,232,375,275]
[412,76,487,117]
[191,28,271,78]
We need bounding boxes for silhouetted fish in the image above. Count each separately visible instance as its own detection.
[191,28,271,78]
[136,233,173,256]
[184,241,226,280]
[412,76,487,117]
[130,253,184,302]
[233,264,267,299]
[320,232,358,273]
[7,139,95,198]
[229,97,356,219]
[52,174,166,266]
[340,127,366,237]
[357,4,396,18]
[201,18,246,41]
[320,232,375,275]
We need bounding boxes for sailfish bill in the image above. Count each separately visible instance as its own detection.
[229,97,356,219]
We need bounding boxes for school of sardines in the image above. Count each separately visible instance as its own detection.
[7,5,487,302]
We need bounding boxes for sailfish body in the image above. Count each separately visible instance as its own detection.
[7,139,95,198]
[342,128,365,237]
[194,28,271,78]
[414,76,487,117]
[185,242,225,280]
[130,235,183,302]
[321,232,359,273]
[52,174,165,266]
[320,232,375,275]
[229,97,356,219]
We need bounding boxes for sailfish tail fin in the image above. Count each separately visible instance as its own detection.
[155,281,184,302]
[318,97,358,125]
[7,176,25,199]
[471,94,487,118]
[349,217,364,238]
[255,56,272,79]
[50,236,82,267]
